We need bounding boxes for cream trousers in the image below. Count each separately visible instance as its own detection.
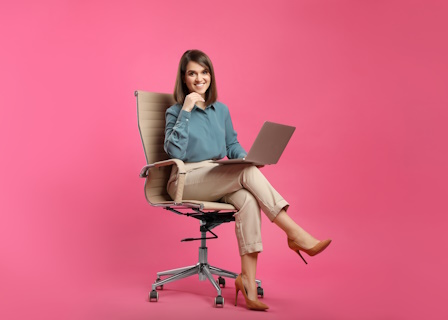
[167,160,289,256]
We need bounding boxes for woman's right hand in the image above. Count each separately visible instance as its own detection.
[182,92,205,112]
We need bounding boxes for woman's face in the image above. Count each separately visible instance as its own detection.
[184,61,211,97]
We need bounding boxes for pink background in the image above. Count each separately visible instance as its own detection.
[1,0,447,319]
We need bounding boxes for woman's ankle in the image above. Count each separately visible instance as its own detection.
[241,274,257,300]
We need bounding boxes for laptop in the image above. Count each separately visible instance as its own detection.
[213,121,296,166]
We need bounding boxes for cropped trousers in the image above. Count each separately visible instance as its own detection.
[167,161,289,256]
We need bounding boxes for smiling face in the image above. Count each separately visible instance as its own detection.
[184,61,211,98]
[174,50,218,106]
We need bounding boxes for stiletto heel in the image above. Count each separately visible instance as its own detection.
[297,250,308,264]
[288,238,332,264]
[234,274,269,311]
[235,287,239,306]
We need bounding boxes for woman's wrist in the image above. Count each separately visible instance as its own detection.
[182,104,193,112]
[182,100,195,111]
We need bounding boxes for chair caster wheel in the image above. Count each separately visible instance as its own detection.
[214,295,224,307]
[149,290,159,302]
[217,276,226,288]
[155,277,164,290]
[257,286,264,298]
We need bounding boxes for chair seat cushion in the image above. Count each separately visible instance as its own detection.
[151,200,236,211]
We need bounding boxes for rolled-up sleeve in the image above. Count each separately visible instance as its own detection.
[225,108,247,159]
[164,106,191,160]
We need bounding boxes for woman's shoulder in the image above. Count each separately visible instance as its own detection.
[213,100,227,107]
[212,101,230,113]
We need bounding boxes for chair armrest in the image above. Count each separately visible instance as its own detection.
[139,159,186,178]
[139,159,186,205]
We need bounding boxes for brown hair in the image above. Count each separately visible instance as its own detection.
[174,50,218,106]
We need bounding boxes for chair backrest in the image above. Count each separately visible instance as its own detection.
[136,90,176,204]
[136,90,176,164]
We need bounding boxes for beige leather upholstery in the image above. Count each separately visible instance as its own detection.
[136,91,174,164]
[135,90,236,211]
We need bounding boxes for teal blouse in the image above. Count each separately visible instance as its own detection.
[164,101,247,162]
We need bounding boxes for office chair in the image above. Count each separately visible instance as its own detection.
[135,90,263,307]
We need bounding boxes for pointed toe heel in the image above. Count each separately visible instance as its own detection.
[234,274,268,311]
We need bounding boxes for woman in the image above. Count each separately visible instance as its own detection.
[164,49,331,311]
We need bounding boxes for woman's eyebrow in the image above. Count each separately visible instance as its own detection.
[187,68,207,73]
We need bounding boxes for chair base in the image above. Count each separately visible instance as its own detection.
[150,245,263,303]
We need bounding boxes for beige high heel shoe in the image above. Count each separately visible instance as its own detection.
[235,274,269,311]
[288,238,332,264]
